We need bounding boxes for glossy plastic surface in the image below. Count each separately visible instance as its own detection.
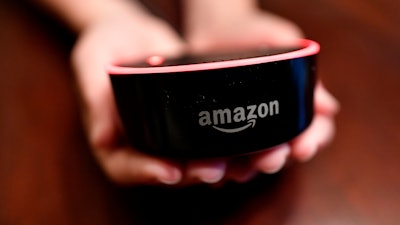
[109,41,318,158]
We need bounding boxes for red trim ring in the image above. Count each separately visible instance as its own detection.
[107,39,319,75]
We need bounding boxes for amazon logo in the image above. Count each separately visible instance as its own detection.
[198,100,279,133]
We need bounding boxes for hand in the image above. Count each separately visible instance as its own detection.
[72,1,339,187]
[183,5,340,183]
[71,7,189,185]
[70,4,265,186]
[184,0,304,53]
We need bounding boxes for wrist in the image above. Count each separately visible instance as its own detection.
[75,0,153,32]
[183,0,258,27]
[183,0,259,39]
[37,0,156,32]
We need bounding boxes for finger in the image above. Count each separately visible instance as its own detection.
[94,147,182,185]
[315,82,340,116]
[184,159,227,184]
[290,114,336,162]
[251,144,291,174]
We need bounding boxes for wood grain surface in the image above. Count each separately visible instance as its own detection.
[1,0,400,224]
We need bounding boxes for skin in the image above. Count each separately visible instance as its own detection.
[33,0,339,186]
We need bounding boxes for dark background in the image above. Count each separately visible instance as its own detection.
[1,0,400,224]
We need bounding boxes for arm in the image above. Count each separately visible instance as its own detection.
[32,0,339,186]
[31,0,150,32]
[33,0,190,185]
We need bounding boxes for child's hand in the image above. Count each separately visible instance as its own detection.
[71,9,190,185]
[70,4,259,186]
[183,1,340,183]
[71,0,339,186]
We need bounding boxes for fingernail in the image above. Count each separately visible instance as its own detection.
[298,144,318,162]
[259,145,290,174]
[145,164,181,185]
[159,167,182,185]
[197,162,226,184]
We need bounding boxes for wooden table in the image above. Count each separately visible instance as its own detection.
[1,0,400,224]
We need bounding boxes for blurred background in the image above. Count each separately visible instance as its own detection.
[1,0,400,224]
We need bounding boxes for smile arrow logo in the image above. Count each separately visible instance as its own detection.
[212,119,256,133]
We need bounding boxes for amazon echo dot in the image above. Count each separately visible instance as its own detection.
[108,39,319,159]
